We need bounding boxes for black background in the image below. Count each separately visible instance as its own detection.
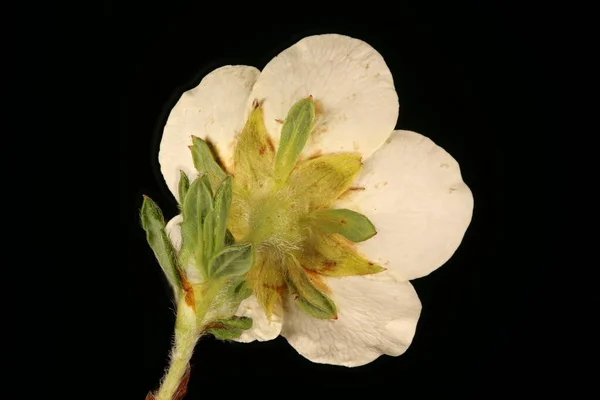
[119,3,508,396]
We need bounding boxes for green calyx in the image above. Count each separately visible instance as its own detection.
[229,97,382,320]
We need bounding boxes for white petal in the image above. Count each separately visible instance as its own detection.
[233,295,282,343]
[165,214,184,251]
[159,65,260,199]
[336,130,474,280]
[248,34,398,159]
[165,215,203,283]
[281,272,421,367]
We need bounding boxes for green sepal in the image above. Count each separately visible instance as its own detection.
[287,262,337,320]
[225,229,235,246]
[208,243,254,278]
[311,208,377,242]
[202,208,215,267]
[180,175,213,274]
[228,277,253,303]
[212,176,232,253]
[140,196,182,297]
[190,136,227,191]
[274,96,315,183]
[206,316,253,341]
[178,170,190,208]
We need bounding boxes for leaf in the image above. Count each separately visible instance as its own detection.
[190,136,227,190]
[229,278,252,303]
[274,96,315,183]
[212,176,232,253]
[224,229,235,246]
[216,316,253,330]
[208,243,254,278]
[287,259,337,320]
[140,196,182,296]
[206,316,253,340]
[202,208,215,266]
[180,175,213,273]
[288,153,363,209]
[310,208,377,242]
[178,170,190,208]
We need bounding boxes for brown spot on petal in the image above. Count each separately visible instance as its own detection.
[275,119,284,124]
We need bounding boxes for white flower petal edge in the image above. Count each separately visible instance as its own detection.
[159,65,260,199]
[336,130,474,280]
[232,296,282,343]
[281,271,421,367]
[248,34,398,160]
[165,215,282,340]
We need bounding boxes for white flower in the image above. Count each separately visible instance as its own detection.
[159,34,473,367]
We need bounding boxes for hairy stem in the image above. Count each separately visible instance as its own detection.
[155,300,200,400]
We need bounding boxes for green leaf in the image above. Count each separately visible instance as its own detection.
[216,316,253,330]
[212,176,232,253]
[202,208,215,266]
[224,229,235,246]
[190,136,227,191]
[206,316,253,341]
[274,96,315,183]
[227,277,253,303]
[180,175,213,274]
[140,196,182,296]
[311,208,377,242]
[178,170,190,208]
[206,327,243,340]
[208,244,254,278]
[287,261,337,320]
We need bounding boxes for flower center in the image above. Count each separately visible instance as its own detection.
[242,181,306,255]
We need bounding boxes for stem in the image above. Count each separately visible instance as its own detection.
[155,301,200,400]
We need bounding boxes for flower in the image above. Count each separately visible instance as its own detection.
[159,34,473,367]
